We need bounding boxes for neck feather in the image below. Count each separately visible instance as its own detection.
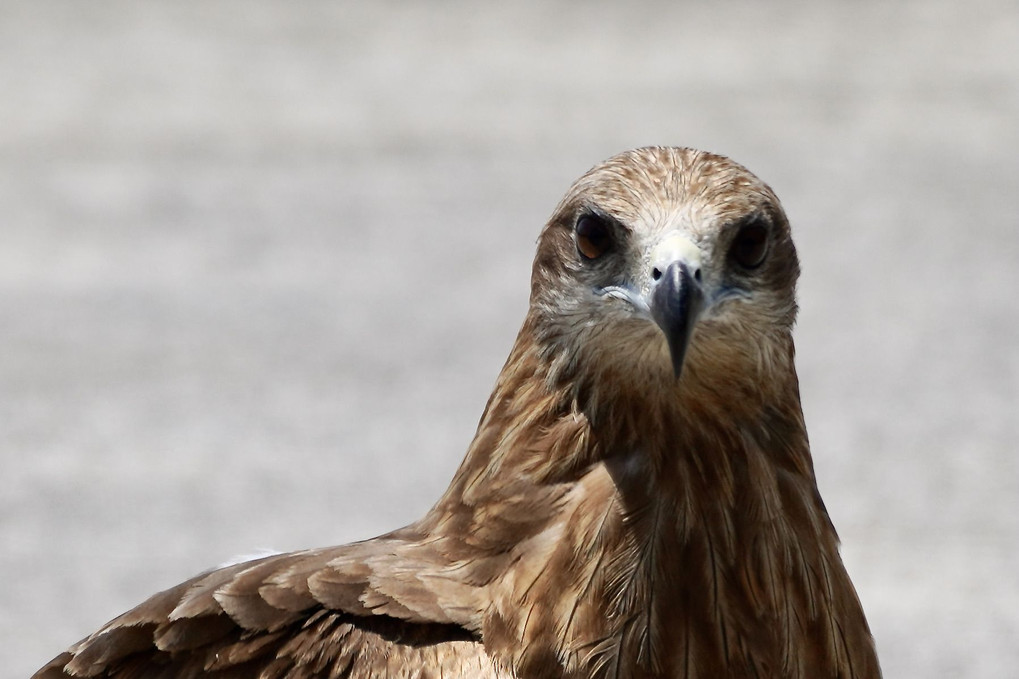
[422,318,876,678]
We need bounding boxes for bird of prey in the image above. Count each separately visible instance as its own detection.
[35,147,881,678]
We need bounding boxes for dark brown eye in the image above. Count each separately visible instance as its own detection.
[729,217,769,270]
[575,213,613,260]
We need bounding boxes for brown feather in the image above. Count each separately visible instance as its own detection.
[35,147,880,679]
[153,615,237,652]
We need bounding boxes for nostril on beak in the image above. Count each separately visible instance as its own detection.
[652,263,699,285]
[650,232,704,291]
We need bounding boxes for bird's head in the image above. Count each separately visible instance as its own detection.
[529,147,800,408]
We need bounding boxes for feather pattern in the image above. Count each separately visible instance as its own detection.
[35,147,880,679]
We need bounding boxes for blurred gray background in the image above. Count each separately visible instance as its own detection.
[2,1,1017,677]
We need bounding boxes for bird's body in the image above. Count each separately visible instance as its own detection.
[36,147,881,679]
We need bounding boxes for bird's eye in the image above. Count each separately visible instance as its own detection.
[729,217,769,270]
[575,213,613,260]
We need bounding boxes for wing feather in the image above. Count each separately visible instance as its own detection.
[39,538,493,678]
[152,615,235,652]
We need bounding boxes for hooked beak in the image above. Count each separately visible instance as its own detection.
[648,233,705,379]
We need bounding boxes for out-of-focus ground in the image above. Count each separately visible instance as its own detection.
[2,2,1016,677]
